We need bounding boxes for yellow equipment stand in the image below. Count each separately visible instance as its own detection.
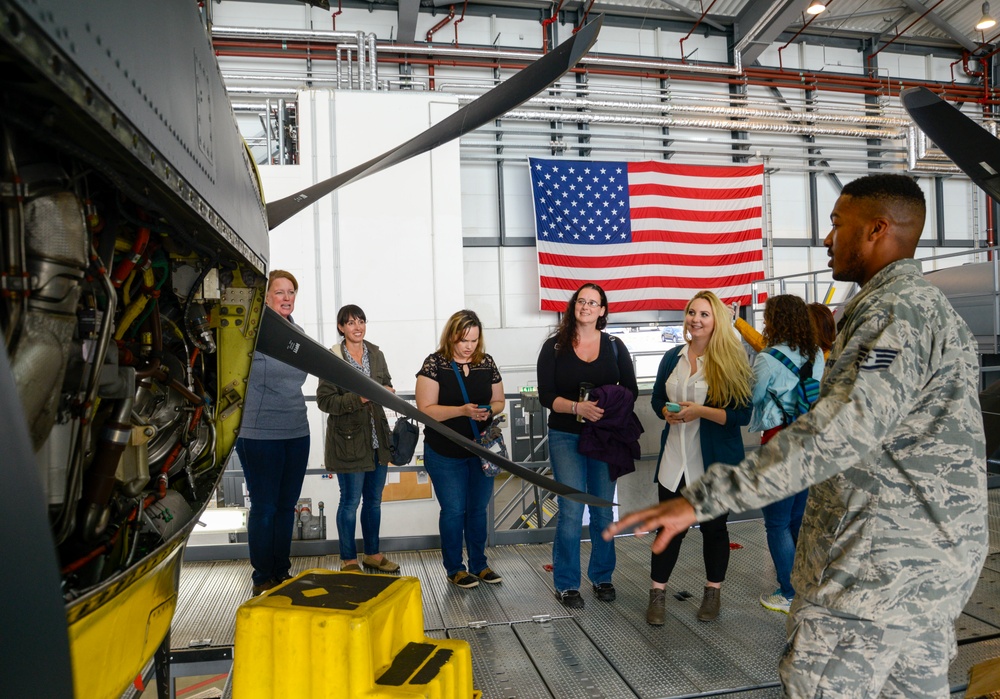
[233,569,480,698]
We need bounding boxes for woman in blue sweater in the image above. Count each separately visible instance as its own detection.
[235,270,310,596]
[647,290,752,625]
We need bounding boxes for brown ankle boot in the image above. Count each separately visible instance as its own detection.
[646,588,666,626]
[697,586,720,621]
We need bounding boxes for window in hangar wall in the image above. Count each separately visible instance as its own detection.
[606,323,686,381]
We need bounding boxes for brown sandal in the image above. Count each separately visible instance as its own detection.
[362,554,400,573]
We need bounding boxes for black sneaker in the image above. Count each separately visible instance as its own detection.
[475,567,503,584]
[593,582,616,601]
[448,571,480,589]
[557,589,585,609]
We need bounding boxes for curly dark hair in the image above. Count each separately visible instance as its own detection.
[762,295,819,359]
[552,283,608,355]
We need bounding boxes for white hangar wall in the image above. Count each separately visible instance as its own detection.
[214,1,992,542]
[257,88,465,539]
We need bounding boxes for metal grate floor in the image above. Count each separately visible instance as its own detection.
[173,489,1000,698]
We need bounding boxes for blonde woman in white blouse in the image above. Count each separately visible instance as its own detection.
[646,291,753,625]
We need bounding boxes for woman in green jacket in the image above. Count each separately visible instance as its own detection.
[317,305,399,573]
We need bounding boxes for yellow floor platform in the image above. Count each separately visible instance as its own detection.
[232,569,479,698]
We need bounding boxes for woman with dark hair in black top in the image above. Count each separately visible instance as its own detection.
[415,310,506,589]
[536,283,638,609]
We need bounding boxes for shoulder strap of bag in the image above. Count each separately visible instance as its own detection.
[763,347,800,378]
[451,361,482,437]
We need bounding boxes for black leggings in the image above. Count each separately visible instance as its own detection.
[650,479,730,585]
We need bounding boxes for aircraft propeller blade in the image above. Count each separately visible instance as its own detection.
[901,87,1000,201]
[256,307,615,507]
[265,16,603,230]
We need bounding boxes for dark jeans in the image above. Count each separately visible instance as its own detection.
[336,455,388,561]
[424,442,493,577]
[762,490,808,597]
[650,478,729,585]
[236,435,310,586]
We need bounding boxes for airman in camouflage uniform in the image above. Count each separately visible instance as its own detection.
[606,173,988,698]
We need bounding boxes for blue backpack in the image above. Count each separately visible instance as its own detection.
[764,347,820,424]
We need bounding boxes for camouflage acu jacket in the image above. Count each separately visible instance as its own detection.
[684,259,988,625]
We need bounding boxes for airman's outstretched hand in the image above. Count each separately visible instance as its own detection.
[603,497,698,553]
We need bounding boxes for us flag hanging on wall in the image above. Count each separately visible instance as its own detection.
[529,158,766,313]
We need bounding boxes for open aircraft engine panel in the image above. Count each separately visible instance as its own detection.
[0,1,268,695]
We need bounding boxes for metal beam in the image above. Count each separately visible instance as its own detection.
[734,0,812,65]
[654,0,726,32]
[397,0,420,44]
[898,0,977,51]
[793,6,908,25]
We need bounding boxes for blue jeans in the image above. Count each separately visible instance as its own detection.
[548,429,616,593]
[336,456,388,561]
[236,435,310,586]
[424,443,493,577]
[762,489,808,597]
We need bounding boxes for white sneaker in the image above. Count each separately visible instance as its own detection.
[760,589,791,614]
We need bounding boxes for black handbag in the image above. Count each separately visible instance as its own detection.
[390,416,419,465]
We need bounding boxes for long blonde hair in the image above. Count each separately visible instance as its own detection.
[685,291,753,407]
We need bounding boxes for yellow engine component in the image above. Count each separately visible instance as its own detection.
[233,570,479,699]
[66,538,184,698]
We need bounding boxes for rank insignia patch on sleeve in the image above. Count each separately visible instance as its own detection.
[856,347,899,371]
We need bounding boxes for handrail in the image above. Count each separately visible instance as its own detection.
[746,245,1000,360]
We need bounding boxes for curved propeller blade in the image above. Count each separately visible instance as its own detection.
[256,307,615,507]
[266,16,603,230]
[901,87,1000,201]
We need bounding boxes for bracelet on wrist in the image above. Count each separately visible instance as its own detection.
[572,401,578,415]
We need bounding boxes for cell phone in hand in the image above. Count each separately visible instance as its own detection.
[478,404,491,411]
[665,402,681,413]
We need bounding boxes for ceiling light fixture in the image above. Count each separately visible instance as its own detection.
[977,1,996,31]
[806,1,827,16]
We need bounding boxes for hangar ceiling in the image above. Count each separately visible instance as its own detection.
[279,0,999,58]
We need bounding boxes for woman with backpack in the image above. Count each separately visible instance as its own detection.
[317,304,399,574]
[747,294,824,615]
[646,290,753,625]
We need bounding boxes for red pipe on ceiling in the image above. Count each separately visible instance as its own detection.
[453,0,469,47]
[426,6,456,44]
[866,0,946,72]
[212,41,997,104]
[331,0,343,31]
[679,0,719,61]
[540,0,567,54]
[776,0,836,72]
[573,0,598,35]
